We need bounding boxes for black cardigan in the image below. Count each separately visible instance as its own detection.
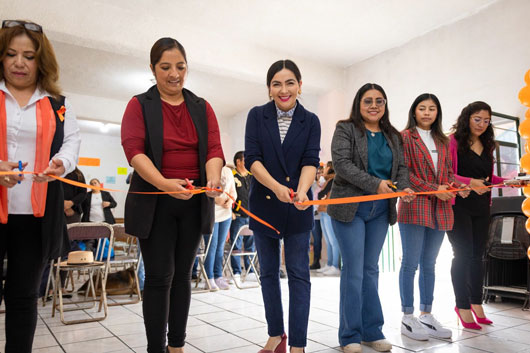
[81,191,117,224]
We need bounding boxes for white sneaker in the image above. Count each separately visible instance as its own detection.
[317,265,330,273]
[206,278,218,292]
[342,343,362,353]
[419,313,452,339]
[323,266,341,276]
[215,277,229,290]
[361,339,392,352]
[244,272,259,282]
[401,314,429,341]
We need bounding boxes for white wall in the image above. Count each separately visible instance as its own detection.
[343,0,530,133]
[77,131,129,219]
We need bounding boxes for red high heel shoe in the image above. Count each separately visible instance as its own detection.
[471,307,493,325]
[455,307,482,330]
[258,333,287,353]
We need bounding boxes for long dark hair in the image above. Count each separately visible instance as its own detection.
[452,101,496,156]
[405,93,448,145]
[338,83,401,141]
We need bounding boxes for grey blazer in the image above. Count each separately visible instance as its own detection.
[328,121,410,224]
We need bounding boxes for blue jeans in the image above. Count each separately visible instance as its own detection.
[254,231,311,348]
[331,200,389,346]
[203,218,232,279]
[229,216,254,274]
[398,223,445,314]
[311,219,322,262]
[138,244,145,290]
[320,212,340,268]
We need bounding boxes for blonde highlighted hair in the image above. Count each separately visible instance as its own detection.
[0,21,61,99]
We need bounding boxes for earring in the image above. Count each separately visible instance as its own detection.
[298,90,302,95]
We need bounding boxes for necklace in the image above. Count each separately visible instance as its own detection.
[370,132,375,137]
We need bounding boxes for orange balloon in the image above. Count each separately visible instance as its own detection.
[526,218,530,234]
[522,198,530,217]
[519,118,530,139]
[520,86,530,107]
[525,142,530,154]
[526,109,530,120]
[528,246,530,260]
[525,69,530,85]
[521,154,530,173]
[523,186,530,197]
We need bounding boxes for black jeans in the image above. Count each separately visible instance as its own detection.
[0,215,46,353]
[447,204,490,309]
[139,195,202,353]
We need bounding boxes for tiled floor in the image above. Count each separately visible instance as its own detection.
[1,238,530,352]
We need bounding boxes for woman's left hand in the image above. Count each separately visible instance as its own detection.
[293,191,310,211]
[401,188,416,203]
[34,158,65,183]
[102,201,111,208]
[205,179,223,198]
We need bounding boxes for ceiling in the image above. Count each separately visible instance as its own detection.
[1,0,498,125]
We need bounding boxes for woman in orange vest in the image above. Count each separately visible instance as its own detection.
[0,20,80,352]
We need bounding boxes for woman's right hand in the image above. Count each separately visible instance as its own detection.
[469,178,489,195]
[0,161,25,188]
[377,180,394,194]
[273,184,293,203]
[435,184,456,201]
[159,178,194,200]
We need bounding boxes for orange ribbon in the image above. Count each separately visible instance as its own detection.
[0,170,510,234]
[56,106,66,122]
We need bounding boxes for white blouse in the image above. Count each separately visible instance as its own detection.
[417,127,438,173]
[1,81,81,215]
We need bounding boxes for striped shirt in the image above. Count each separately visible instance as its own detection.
[276,103,297,143]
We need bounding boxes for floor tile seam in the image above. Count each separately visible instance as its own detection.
[37,312,67,352]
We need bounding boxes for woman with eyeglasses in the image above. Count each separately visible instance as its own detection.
[0,20,80,352]
[448,101,515,329]
[328,83,414,353]
[245,59,320,353]
[121,37,224,353]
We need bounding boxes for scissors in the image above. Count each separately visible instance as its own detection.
[17,160,24,184]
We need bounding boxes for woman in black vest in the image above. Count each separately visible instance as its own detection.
[0,20,80,352]
[121,37,224,353]
[81,178,117,224]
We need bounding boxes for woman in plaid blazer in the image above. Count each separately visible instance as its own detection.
[397,93,465,341]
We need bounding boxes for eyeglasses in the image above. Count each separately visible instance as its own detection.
[471,117,491,126]
[2,20,43,33]
[362,98,386,107]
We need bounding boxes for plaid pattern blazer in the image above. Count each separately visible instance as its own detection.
[397,129,455,230]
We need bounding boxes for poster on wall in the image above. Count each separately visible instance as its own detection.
[117,167,128,175]
[106,176,116,184]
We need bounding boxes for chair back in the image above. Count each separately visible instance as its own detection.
[237,225,253,237]
[67,222,114,241]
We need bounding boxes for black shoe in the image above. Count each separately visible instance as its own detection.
[310,262,321,270]
[191,273,198,280]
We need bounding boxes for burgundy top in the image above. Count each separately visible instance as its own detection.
[121,97,224,179]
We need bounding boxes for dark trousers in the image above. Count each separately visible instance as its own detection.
[0,215,46,353]
[311,219,322,263]
[447,204,490,309]
[254,231,311,347]
[139,195,202,353]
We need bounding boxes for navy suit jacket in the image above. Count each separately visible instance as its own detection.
[244,100,321,237]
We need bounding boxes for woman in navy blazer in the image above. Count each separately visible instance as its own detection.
[245,60,321,353]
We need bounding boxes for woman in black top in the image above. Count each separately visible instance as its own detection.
[448,101,509,329]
